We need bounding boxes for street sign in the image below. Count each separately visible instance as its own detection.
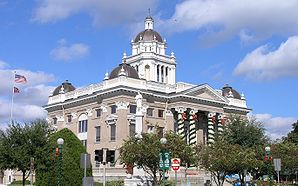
[273,158,281,171]
[159,152,170,170]
[80,153,91,169]
[171,158,181,171]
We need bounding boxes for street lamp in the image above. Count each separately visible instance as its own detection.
[160,137,168,186]
[160,137,167,145]
[264,145,272,186]
[57,138,64,186]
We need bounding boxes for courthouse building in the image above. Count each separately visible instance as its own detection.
[44,16,250,180]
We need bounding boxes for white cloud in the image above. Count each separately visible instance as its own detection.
[253,113,296,140]
[0,60,55,127]
[0,60,8,69]
[161,0,298,44]
[234,36,298,80]
[50,39,89,61]
[0,100,47,124]
[32,0,157,26]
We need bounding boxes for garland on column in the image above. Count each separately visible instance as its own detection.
[188,110,197,146]
[217,114,224,136]
[207,113,215,145]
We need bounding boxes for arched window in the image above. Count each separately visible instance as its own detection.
[145,65,150,80]
[165,67,168,83]
[161,66,164,82]
[157,65,160,82]
[78,114,88,133]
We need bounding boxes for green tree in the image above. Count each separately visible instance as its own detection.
[284,120,298,144]
[272,142,298,181]
[0,120,50,186]
[225,116,267,181]
[199,115,266,185]
[119,132,197,185]
[35,128,92,186]
[198,139,262,186]
[223,115,267,148]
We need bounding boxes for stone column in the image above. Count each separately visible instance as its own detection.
[188,110,197,146]
[165,109,174,131]
[207,113,216,145]
[175,107,187,141]
[217,114,224,136]
[135,93,143,135]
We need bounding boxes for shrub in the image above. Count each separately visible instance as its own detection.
[35,128,92,186]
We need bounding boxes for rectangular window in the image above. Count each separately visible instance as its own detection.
[95,149,103,163]
[111,105,117,114]
[129,123,136,137]
[147,108,153,117]
[79,120,88,133]
[95,126,101,142]
[81,140,87,147]
[158,109,164,118]
[67,115,72,123]
[129,105,137,114]
[53,117,57,125]
[110,124,116,141]
[96,109,102,118]
[106,150,115,166]
[158,127,164,138]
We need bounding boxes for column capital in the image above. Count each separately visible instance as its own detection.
[175,107,187,113]
[189,109,196,115]
[208,112,216,117]
[218,114,224,119]
[116,101,129,110]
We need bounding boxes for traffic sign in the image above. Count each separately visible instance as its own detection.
[159,151,170,170]
[171,158,181,171]
[273,158,281,171]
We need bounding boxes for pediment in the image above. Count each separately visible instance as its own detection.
[179,84,227,102]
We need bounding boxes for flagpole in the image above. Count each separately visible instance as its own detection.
[10,71,16,125]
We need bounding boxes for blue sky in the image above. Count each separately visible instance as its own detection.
[0,0,297,139]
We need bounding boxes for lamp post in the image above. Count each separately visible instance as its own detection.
[57,138,64,186]
[160,137,168,186]
[265,146,272,186]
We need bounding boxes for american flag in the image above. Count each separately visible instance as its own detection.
[13,87,20,93]
[15,74,27,83]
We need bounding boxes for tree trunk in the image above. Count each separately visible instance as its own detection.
[22,170,26,186]
[153,174,158,186]
[0,170,4,184]
[240,172,245,185]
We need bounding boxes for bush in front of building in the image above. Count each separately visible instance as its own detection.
[35,128,92,186]
[94,180,124,186]
[9,180,30,185]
